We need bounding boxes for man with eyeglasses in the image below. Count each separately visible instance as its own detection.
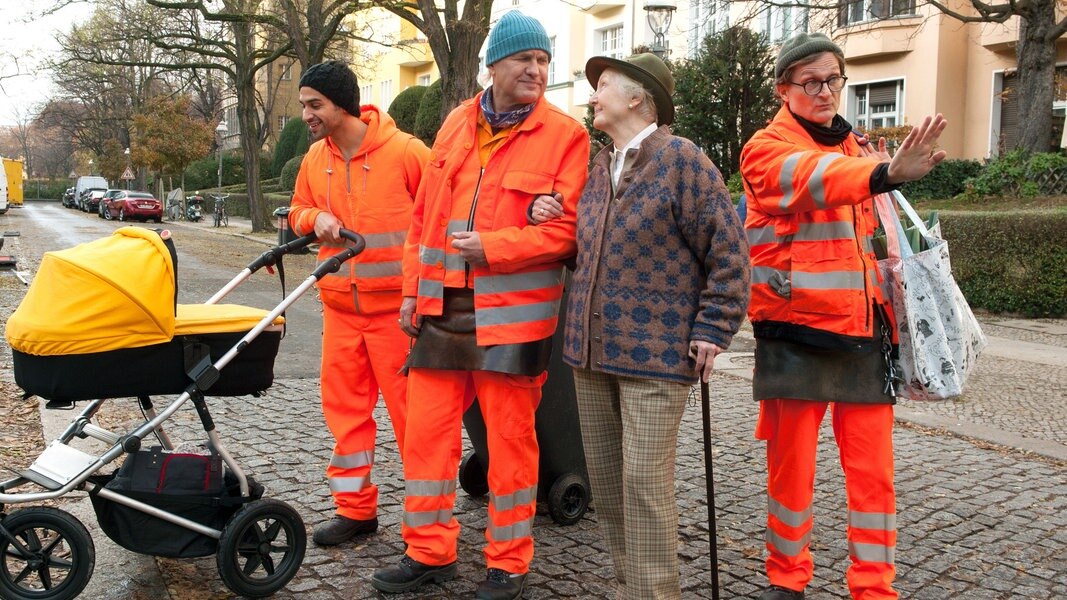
[739,32,947,600]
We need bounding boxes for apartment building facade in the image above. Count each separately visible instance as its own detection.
[264,0,1067,161]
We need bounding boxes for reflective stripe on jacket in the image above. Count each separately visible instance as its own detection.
[289,106,429,314]
[402,93,590,346]
[740,106,891,341]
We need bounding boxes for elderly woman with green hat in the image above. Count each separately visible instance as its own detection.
[739,32,948,600]
[534,52,750,599]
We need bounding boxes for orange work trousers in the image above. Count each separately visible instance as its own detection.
[320,290,409,521]
[402,367,544,574]
[756,399,898,599]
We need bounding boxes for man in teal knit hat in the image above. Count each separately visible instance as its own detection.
[370,10,590,600]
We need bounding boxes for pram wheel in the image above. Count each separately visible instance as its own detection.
[547,473,591,526]
[216,499,306,598]
[0,507,95,600]
[458,451,489,497]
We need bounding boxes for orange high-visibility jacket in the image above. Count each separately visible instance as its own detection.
[740,106,892,344]
[402,93,590,346]
[290,106,429,314]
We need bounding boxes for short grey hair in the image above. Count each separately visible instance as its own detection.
[605,68,658,124]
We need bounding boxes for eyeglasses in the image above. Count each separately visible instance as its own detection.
[788,76,848,96]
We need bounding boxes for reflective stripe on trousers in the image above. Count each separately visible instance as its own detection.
[757,398,898,599]
[320,293,409,521]
[402,367,542,573]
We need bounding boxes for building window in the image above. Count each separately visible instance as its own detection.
[850,80,903,130]
[361,84,373,105]
[838,0,916,27]
[380,80,394,109]
[598,25,624,59]
[280,63,292,81]
[689,0,730,54]
[277,115,290,130]
[418,74,431,86]
[760,5,807,44]
[548,36,558,85]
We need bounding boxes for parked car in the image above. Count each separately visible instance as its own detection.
[104,190,162,222]
[74,176,109,210]
[78,187,106,211]
[83,189,107,213]
[98,189,125,218]
[62,187,76,207]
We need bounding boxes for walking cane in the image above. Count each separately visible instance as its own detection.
[701,380,721,600]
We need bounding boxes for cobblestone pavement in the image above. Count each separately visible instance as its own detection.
[118,370,1065,600]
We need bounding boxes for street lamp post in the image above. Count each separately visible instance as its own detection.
[216,121,229,193]
[644,1,677,59]
[88,159,94,176]
[124,147,131,190]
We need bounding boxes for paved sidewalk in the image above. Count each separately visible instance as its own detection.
[41,314,1066,599]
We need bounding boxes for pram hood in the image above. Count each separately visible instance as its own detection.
[6,227,177,356]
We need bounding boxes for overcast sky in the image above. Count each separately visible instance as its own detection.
[0,1,93,127]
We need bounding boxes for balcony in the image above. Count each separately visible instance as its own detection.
[396,39,433,67]
[839,19,921,61]
[979,20,1017,52]
[580,0,626,16]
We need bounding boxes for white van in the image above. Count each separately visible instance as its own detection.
[0,159,8,214]
[74,176,109,211]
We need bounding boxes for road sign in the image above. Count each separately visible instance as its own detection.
[121,166,135,180]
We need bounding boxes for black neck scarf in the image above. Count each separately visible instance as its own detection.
[791,110,854,146]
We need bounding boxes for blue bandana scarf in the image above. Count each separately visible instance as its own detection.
[480,86,537,129]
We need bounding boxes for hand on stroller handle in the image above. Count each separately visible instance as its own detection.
[311,229,365,279]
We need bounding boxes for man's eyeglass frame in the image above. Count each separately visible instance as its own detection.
[788,76,849,96]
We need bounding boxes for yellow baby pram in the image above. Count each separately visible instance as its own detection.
[0,226,365,599]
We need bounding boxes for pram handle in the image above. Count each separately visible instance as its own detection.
[312,229,366,279]
[244,234,318,273]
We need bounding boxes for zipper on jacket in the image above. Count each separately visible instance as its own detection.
[464,167,485,287]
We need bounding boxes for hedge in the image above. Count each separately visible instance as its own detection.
[413,79,443,146]
[280,154,304,192]
[900,159,982,200]
[939,210,1067,317]
[389,85,428,135]
[271,118,310,178]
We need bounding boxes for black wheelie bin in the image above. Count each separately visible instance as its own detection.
[459,291,591,525]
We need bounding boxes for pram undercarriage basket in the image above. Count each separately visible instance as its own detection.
[0,226,366,599]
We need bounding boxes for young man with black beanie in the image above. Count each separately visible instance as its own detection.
[287,60,430,547]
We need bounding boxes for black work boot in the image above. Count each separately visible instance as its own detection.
[475,568,527,600]
[311,515,378,546]
[370,555,457,593]
[758,585,805,599]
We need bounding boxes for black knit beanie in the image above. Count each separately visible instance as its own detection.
[298,60,360,116]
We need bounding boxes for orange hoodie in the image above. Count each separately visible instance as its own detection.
[290,106,430,314]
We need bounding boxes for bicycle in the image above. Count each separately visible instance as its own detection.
[211,194,229,227]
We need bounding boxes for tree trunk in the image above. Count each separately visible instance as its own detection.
[1014,0,1057,154]
[232,18,272,233]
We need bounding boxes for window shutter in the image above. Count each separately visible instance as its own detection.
[1000,74,1019,152]
[868,82,897,106]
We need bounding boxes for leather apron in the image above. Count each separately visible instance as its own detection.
[404,288,552,376]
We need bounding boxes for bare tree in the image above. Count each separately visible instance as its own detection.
[376,0,494,122]
[926,0,1067,154]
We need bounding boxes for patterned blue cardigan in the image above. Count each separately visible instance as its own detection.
[562,126,750,384]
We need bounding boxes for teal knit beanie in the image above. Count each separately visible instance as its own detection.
[486,11,552,65]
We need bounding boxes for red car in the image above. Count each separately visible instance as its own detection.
[104,190,163,222]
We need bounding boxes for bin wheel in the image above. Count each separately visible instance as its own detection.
[0,507,95,600]
[548,473,590,526]
[216,499,306,598]
[458,451,489,497]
